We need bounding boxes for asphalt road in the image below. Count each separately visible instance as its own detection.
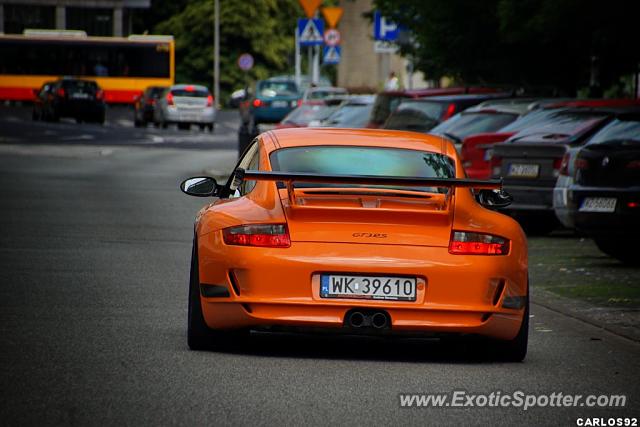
[1,106,639,426]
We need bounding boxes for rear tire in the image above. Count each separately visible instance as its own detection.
[134,118,144,127]
[494,289,529,362]
[208,123,215,132]
[187,238,247,351]
[178,123,190,131]
[594,238,636,265]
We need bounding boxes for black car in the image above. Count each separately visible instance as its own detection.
[567,112,640,264]
[39,78,106,124]
[382,94,510,134]
[490,108,621,232]
[134,86,166,127]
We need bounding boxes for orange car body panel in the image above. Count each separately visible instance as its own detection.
[194,128,528,340]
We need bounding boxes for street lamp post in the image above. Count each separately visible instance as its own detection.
[214,0,220,108]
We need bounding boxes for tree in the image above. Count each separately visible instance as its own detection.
[374,0,640,95]
[141,0,301,101]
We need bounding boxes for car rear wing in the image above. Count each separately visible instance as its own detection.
[235,168,502,206]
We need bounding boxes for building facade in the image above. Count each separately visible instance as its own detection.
[0,0,150,37]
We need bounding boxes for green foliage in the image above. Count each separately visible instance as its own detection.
[374,0,640,95]
[142,0,301,100]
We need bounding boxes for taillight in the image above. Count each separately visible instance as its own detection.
[448,231,510,255]
[166,92,174,106]
[443,103,456,120]
[222,224,291,248]
[297,99,303,107]
[206,94,213,107]
[95,89,104,100]
[552,156,564,178]
[626,160,640,169]
[628,202,639,208]
[56,88,65,98]
[558,153,570,176]
[490,155,502,177]
[252,99,262,108]
[575,158,589,170]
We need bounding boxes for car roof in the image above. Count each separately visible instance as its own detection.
[263,128,458,158]
[381,87,505,98]
[464,104,532,115]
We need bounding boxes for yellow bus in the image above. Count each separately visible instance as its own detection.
[0,30,174,104]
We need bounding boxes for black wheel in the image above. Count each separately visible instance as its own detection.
[134,118,144,127]
[495,288,529,362]
[76,117,83,124]
[32,109,39,121]
[208,123,215,132]
[187,238,247,351]
[161,121,168,129]
[178,123,190,131]
[594,238,636,265]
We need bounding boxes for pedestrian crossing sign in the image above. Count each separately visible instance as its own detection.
[323,46,341,64]
[298,18,324,46]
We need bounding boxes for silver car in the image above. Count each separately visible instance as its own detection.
[154,84,216,131]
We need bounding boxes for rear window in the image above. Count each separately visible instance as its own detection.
[384,101,445,132]
[370,94,405,125]
[587,117,640,145]
[283,104,337,126]
[323,103,373,128]
[171,88,208,97]
[499,109,560,132]
[269,146,455,193]
[258,81,298,97]
[62,80,97,94]
[508,112,610,143]
[430,111,517,140]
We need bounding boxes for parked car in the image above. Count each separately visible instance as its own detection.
[276,99,344,129]
[31,81,55,121]
[319,95,375,128]
[302,86,347,102]
[565,112,640,264]
[154,84,215,131]
[490,108,621,233]
[239,77,301,134]
[133,86,166,127]
[366,86,506,129]
[383,93,511,134]
[429,103,527,148]
[35,77,105,124]
[463,99,640,180]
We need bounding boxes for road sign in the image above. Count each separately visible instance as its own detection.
[373,11,401,41]
[237,53,254,71]
[374,40,398,54]
[323,28,341,47]
[298,0,322,18]
[321,7,343,29]
[323,46,341,65]
[298,18,324,46]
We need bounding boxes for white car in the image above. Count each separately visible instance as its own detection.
[154,84,216,131]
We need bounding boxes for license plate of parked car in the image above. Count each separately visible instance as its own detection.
[508,163,540,178]
[579,197,617,213]
[320,274,417,301]
[272,101,288,108]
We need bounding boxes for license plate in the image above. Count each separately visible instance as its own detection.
[320,274,416,301]
[272,100,288,108]
[508,163,539,178]
[71,93,89,99]
[579,197,617,213]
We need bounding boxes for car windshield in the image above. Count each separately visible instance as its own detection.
[258,81,298,97]
[171,88,208,97]
[370,94,404,125]
[322,103,373,128]
[384,101,444,132]
[282,104,338,126]
[430,111,518,139]
[269,146,455,193]
[587,117,640,145]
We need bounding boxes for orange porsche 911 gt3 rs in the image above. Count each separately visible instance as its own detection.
[180,128,529,361]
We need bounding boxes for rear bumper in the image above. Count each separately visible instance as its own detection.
[197,239,528,340]
[163,106,216,123]
[55,100,105,118]
[501,184,554,213]
[569,186,640,236]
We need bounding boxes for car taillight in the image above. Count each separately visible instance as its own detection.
[95,89,104,100]
[490,155,502,177]
[252,99,262,108]
[552,156,564,178]
[448,231,510,255]
[628,202,639,208]
[297,99,303,107]
[222,224,291,248]
[166,92,174,106]
[575,158,589,170]
[626,160,640,169]
[146,98,155,105]
[56,88,65,98]
[558,153,570,176]
[206,94,213,106]
[443,103,456,120]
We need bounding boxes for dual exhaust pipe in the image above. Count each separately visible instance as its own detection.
[345,310,390,330]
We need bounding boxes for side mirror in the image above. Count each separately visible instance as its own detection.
[477,189,513,209]
[180,176,219,197]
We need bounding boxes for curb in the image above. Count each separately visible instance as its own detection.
[532,288,640,343]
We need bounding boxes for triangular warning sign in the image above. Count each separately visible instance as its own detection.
[300,19,323,43]
[323,46,340,64]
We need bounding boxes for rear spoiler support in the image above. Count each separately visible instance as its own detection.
[237,168,502,206]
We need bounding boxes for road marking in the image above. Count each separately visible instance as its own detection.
[63,134,95,141]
